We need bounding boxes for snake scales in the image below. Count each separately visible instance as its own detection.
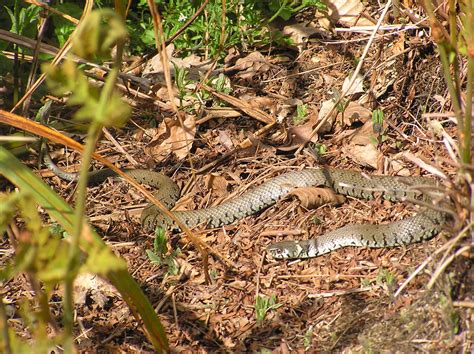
[44,154,447,259]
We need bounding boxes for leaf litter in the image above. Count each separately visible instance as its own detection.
[4,5,472,353]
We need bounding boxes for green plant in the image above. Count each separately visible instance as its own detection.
[255,294,281,323]
[126,0,325,58]
[303,324,314,348]
[173,62,191,103]
[370,109,388,145]
[267,0,326,22]
[146,227,180,276]
[376,268,396,295]
[312,142,327,155]
[332,90,349,113]
[294,103,308,124]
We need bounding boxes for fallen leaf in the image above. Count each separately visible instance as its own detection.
[320,0,374,28]
[143,43,214,82]
[342,73,365,95]
[342,120,381,168]
[288,187,346,209]
[278,109,320,152]
[388,158,411,176]
[74,273,117,308]
[232,51,272,80]
[337,101,372,126]
[145,114,196,161]
[317,99,338,133]
[239,94,277,114]
[282,23,319,52]
[205,173,229,199]
[344,143,379,168]
[218,130,234,150]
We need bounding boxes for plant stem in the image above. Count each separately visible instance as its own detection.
[62,122,101,353]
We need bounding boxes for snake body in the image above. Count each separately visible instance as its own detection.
[44,154,447,259]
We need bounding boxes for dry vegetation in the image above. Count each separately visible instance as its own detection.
[1,0,473,352]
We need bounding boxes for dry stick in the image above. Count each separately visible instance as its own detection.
[21,8,49,117]
[10,0,94,113]
[294,0,393,155]
[200,83,275,125]
[25,0,80,24]
[102,127,139,166]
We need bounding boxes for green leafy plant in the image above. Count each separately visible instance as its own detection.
[376,268,396,295]
[303,325,314,349]
[255,294,281,323]
[294,103,308,124]
[370,109,388,145]
[146,227,180,276]
[267,0,326,22]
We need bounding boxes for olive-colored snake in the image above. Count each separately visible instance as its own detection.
[44,154,447,259]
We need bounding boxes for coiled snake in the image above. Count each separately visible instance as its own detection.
[44,154,447,259]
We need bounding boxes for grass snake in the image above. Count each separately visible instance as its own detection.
[44,154,447,259]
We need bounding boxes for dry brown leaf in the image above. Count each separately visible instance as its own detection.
[143,43,214,82]
[282,23,319,52]
[217,130,234,150]
[233,51,272,80]
[343,143,379,169]
[239,94,277,113]
[278,109,320,152]
[388,158,411,177]
[337,101,372,126]
[288,187,346,209]
[342,120,381,168]
[320,0,374,28]
[317,99,338,133]
[348,119,376,145]
[342,73,365,96]
[145,114,196,161]
[74,273,117,307]
[205,173,229,199]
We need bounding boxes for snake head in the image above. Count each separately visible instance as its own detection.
[267,240,308,259]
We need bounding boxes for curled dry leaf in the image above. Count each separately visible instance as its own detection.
[74,273,117,308]
[278,109,320,152]
[239,94,277,114]
[205,173,230,199]
[342,120,381,169]
[317,99,338,133]
[320,0,374,28]
[342,73,365,96]
[337,101,372,126]
[288,187,346,209]
[145,114,196,162]
[218,130,234,150]
[143,43,215,82]
[232,51,272,80]
[282,23,319,52]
